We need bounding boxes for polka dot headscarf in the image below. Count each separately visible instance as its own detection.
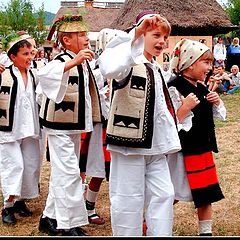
[170,38,209,74]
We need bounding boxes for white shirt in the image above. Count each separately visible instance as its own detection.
[0,65,40,143]
[36,50,93,135]
[0,52,12,67]
[213,43,227,61]
[99,29,181,155]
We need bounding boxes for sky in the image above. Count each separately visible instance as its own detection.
[0,0,61,14]
[0,0,228,14]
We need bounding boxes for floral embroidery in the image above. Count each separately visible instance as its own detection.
[173,47,180,57]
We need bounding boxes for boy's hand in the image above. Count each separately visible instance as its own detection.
[74,49,95,65]
[0,63,5,74]
[135,15,165,38]
[206,91,220,105]
[181,93,200,111]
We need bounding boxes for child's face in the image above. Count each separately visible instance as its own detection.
[10,46,32,70]
[188,55,212,82]
[27,38,37,60]
[143,27,169,61]
[66,32,90,54]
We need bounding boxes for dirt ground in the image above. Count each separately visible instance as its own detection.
[0,94,239,236]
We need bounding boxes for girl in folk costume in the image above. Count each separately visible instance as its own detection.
[0,34,41,224]
[99,11,181,236]
[36,15,102,236]
[167,39,226,236]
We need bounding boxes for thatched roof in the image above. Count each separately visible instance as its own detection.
[110,0,237,36]
[53,6,120,32]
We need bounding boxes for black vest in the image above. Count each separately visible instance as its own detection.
[168,76,218,155]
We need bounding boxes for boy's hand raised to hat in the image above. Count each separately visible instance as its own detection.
[64,49,95,72]
[135,15,164,39]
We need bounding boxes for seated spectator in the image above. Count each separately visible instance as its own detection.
[207,66,232,94]
[213,36,227,68]
[227,65,240,94]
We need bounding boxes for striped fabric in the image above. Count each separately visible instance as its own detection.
[184,152,224,208]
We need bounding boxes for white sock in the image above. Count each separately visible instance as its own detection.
[86,189,98,203]
[199,220,212,234]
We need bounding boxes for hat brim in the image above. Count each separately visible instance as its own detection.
[58,21,88,33]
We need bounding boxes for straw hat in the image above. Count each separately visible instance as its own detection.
[47,15,88,41]
[2,33,31,53]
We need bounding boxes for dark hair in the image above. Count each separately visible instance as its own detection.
[7,40,32,59]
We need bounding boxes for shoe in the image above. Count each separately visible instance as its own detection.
[61,227,88,236]
[13,200,33,217]
[38,215,61,236]
[199,233,212,236]
[2,207,17,224]
[88,213,105,225]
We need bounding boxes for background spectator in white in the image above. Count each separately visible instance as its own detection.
[213,36,227,68]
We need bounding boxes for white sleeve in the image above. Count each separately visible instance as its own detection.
[99,28,145,80]
[37,60,69,103]
[213,99,227,121]
[168,86,194,132]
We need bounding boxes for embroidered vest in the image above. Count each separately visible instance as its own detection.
[168,76,218,155]
[106,63,175,148]
[39,52,102,130]
[0,65,36,131]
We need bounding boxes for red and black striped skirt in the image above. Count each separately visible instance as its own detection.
[184,151,224,208]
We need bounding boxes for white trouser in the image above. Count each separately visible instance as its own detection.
[109,152,174,236]
[0,137,41,203]
[86,123,105,178]
[43,133,88,229]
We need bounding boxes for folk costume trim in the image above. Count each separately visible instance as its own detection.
[106,63,155,148]
[0,65,35,131]
[39,52,102,130]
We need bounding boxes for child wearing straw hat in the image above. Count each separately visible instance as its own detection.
[36,14,102,236]
[167,38,226,236]
[0,33,41,224]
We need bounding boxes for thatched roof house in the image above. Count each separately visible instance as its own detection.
[53,5,120,32]
[111,0,237,36]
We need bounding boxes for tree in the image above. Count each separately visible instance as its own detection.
[0,0,47,46]
[224,0,240,37]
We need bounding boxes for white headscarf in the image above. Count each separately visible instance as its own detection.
[170,38,209,74]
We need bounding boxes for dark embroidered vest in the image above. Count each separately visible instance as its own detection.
[39,52,102,130]
[0,65,36,131]
[168,76,218,155]
[106,63,176,148]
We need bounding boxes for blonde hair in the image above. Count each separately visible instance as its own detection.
[57,32,73,48]
[199,49,214,61]
[231,65,239,71]
[232,37,239,46]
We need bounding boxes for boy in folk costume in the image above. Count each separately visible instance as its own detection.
[0,33,41,224]
[167,39,226,236]
[36,15,102,236]
[98,11,181,236]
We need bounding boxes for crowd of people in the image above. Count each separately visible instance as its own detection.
[0,10,235,237]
